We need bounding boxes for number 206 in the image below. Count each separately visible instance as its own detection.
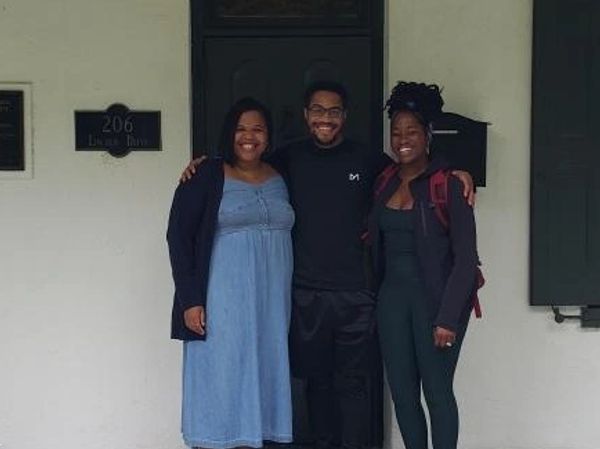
[102,115,134,133]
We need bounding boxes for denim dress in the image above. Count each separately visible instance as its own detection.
[182,176,295,448]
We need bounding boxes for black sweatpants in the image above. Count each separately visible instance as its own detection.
[289,287,382,449]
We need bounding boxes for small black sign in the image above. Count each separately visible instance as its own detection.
[0,90,25,170]
[75,103,161,157]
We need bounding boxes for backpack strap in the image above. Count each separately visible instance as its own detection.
[429,169,450,229]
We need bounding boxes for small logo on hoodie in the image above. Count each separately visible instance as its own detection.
[348,173,360,181]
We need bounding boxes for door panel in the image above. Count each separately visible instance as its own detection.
[202,36,372,155]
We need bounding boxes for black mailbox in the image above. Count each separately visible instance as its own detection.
[430,112,488,187]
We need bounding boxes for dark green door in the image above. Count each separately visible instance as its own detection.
[191,0,383,156]
[190,1,384,444]
[531,0,600,305]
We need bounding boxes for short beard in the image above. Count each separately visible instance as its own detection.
[312,130,344,148]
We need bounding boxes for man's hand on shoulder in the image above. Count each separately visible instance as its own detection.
[180,156,207,183]
[451,170,475,206]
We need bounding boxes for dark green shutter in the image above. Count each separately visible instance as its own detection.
[531,0,600,305]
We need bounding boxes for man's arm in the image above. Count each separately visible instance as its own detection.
[430,153,476,206]
[179,156,207,183]
[450,170,475,206]
[179,145,292,183]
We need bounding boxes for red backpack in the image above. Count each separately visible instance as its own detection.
[373,165,485,318]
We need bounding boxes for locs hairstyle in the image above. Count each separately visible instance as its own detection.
[218,97,274,165]
[384,81,444,126]
[303,80,349,110]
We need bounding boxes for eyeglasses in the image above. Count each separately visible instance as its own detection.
[307,105,345,119]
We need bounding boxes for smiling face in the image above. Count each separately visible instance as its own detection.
[233,110,269,164]
[304,90,346,147]
[390,110,429,166]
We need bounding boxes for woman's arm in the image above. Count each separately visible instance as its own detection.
[167,164,212,313]
[433,176,478,333]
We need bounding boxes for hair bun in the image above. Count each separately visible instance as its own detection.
[384,81,444,124]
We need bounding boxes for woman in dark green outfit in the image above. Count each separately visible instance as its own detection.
[368,82,479,449]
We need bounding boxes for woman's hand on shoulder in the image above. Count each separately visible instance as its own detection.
[184,305,206,336]
[433,326,456,349]
[450,170,475,206]
[180,156,208,183]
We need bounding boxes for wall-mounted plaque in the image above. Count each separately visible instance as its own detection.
[75,103,161,158]
[0,90,25,170]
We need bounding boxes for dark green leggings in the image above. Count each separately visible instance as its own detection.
[377,281,467,449]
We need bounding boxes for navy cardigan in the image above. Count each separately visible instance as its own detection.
[367,158,478,332]
[166,159,224,341]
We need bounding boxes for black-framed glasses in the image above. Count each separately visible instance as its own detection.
[307,105,345,119]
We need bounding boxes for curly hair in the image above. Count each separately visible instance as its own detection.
[304,80,348,109]
[384,81,444,125]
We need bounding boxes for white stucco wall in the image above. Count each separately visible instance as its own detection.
[0,1,190,448]
[1,1,599,449]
